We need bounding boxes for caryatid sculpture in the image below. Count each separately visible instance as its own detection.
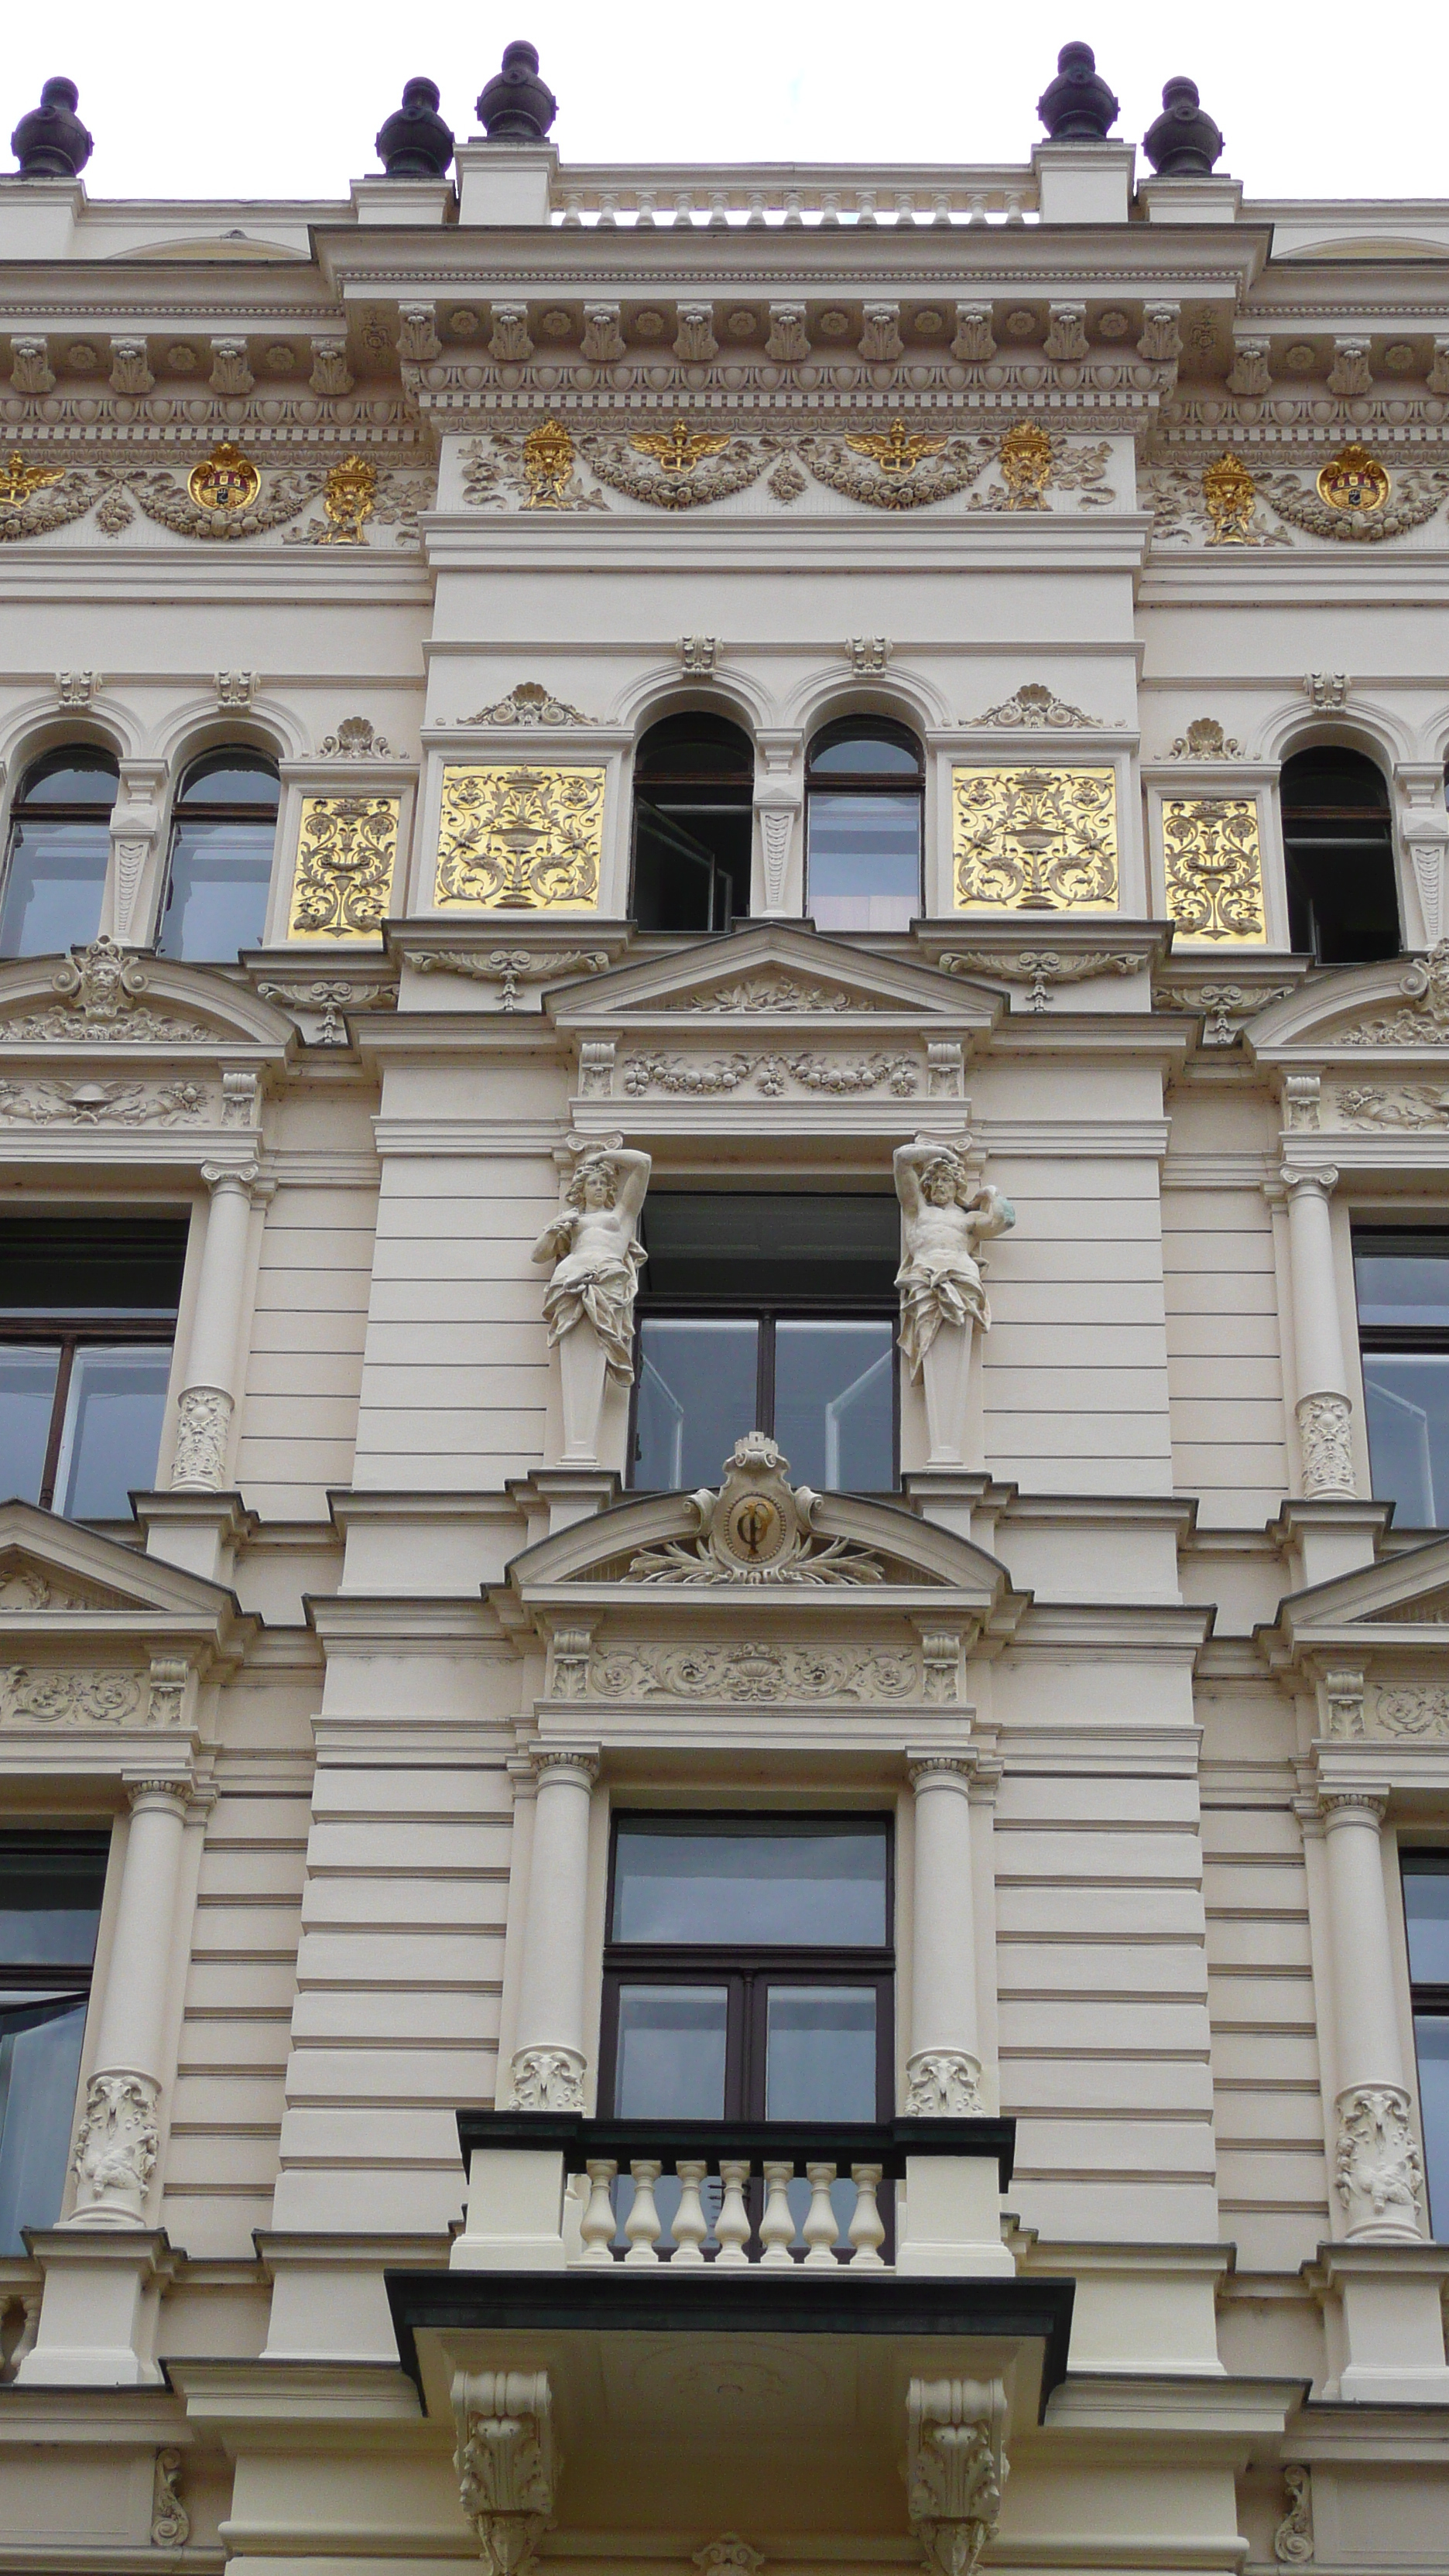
[893,1136,1015,1465]
[533,1132,651,1462]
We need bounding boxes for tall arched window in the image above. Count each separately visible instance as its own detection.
[631,714,753,933]
[1280,746,1399,964]
[806,718,923,933]
[158,749,279,961]
[0,748,118,958]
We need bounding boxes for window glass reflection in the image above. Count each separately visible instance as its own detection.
[53,1345,171,1519]
[766,1985,877,2120]
[635,1318,758,1490]
[613,1984,728,2117]
[1404,1861,1449,1984]
[1415,2017,1449,2240]
[0,751,118,959]
[612,1821,889,1947]
[0,1348,60,1503]
[0,1994,89,2252]
[159,755,279,961]
[774,1319,893,1489]
[807,791,921,932]
[1362,1354,1449,1529]
[1356,1247,1449,1331]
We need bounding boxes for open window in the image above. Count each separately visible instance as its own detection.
[0,1216,187,1519]
[631,714,753,933]
[158,748,279,961]
[629,1193,899,1492]
[0,1830,108,2252]
[1281,746,1399,964]
[0,748,118,960]
[806,718,922,933]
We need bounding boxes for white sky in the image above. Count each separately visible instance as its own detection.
[6,1,1440,206]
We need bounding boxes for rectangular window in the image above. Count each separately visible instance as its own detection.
[0,1831,108,2254]
[0,1218,187,1518]
[1402,1854,1449,2237]
[1355,1231,1449,1527]
[630,1194,899,1493]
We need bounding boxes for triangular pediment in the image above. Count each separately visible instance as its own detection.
[1271,1532,1449,1653]
[1248,949,1449,1059]
[549,924,1003,1029]
[0,1501,246,1643]
[0,938,294,1053]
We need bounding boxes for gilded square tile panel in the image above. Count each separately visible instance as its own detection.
[289,793,400,940]
[951,767,1118,913]
[434,764,606,912]
[1162,795,1266,944]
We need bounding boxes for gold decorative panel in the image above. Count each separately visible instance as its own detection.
[951,768,1118,913]
[1161,796,1266,945]
[434,765,606,912]
[288,794,400,940]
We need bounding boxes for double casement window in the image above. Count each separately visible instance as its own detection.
[0,1831,108,2252]
[0,741,279,963]
[1355,1231,1449,1530]
[1402,1855,1449,2237]
[0,1217,187,1519]
[601,1814,893,2123]
[630,1193,899,1493]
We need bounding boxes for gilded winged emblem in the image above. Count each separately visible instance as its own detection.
[631,423,733,475]
[0,451,64,505]
[844,420,948,476]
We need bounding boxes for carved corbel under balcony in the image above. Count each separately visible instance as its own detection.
[904,2376,1009,2576]
[453,2369,557,2576]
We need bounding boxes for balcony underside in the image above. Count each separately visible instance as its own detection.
[389,2268,1073,2539]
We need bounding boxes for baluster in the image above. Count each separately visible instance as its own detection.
[715,2158,752,2265]
[746,193,768,228]
[1005,192,1026,227]
[848,2163,886,2267]
[560,194,583,228]
[968,194,988,226]
[673,2159,709,2265]
[635,193,656,228]
[783,191,803,227]
[932,193,953,228]
[820,194,841,227]
[895,193,916,227]
[624,2158,663,2263]
[577,2158,618,2265]
[760,2160,796,2266]
[803,2161,839,2266]
[673,193,694,228]
[708,194,730,229]
[856,191,878,228]
[598,195,618,228]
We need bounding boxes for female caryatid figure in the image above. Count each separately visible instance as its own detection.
[893,1136,1015,1465]
[533,1136,652,1461]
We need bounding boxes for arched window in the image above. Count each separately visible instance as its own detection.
[1281,746,1399,964]
[632,714,753,933]
[0,748,118,958]
[806,718,923,933]
[158,749,279,961]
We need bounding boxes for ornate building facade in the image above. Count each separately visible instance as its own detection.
[1,34,1448,2576]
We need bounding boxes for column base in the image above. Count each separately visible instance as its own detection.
[1307,2242,1449,2403]
[15,2228,177,2385]
[897,2154,1015,2278]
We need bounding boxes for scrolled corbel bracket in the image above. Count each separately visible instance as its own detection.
[904,2376,1009,2576]
[453,2369,557,2576]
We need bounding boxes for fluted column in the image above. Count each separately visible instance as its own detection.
[906,1756,983,2115]
[509,1748,599,2112]
[67,1779,190,2228]
[1322,1791,1425,2241]
[171,1162,268,1490]
[1282,1164,1356,1497]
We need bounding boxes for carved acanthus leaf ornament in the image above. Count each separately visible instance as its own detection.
[435,767,606,911]
[622,1049,918,1098]
[584,1641,920,1702]
[905,2378,1009,2576]
[453,2370,557,2576]
[1335,940,1449,1046]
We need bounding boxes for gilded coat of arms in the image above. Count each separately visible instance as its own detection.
[187,442,262,512]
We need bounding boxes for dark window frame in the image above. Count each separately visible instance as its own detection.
[157,747,281,961]
[1280,745,1401,966]
[630,714,755,935]
[0,1218,187,1516]
[804,715,924,928]
[600,1812,896,2125]
[627,1293,901,1492]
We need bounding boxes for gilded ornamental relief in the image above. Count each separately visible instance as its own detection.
[1160,796,1267,945]
[433,766,608,912]
[287,795,401,940]
[951,768,1119,913]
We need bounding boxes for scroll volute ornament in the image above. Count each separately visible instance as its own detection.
[905,2377,1009,2576]
[289,794,400,939]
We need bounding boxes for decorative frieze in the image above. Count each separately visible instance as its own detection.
[951,768,1119,913]
[288,794,400,940]
[584,1642,920,1701]
[0,1076,209,1125]
[1161,796,1266,944]
[434,766,606,912]
[0,1665,144,1725]
[620,1050,918,1098]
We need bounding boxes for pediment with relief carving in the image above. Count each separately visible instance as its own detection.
[0,937,294,1055]
[1248,944,1449,1060]
[548,923,1003,1031]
